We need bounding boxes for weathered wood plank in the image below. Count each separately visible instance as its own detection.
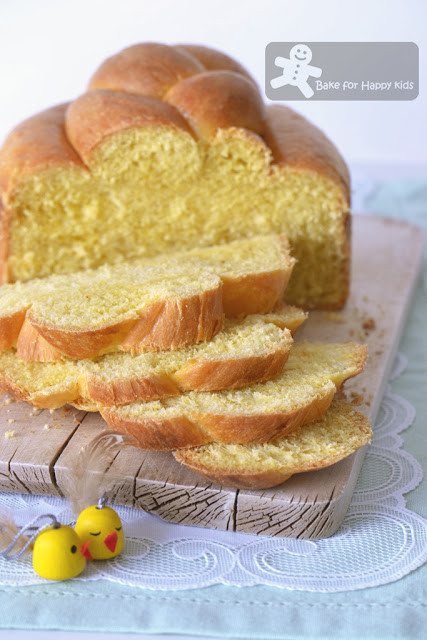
[0,215,423,538]
[54,412,237,530]
[0,403,86,495]
[132,464,236,531]
[234,454,361,538]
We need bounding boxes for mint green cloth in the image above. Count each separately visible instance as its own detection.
[0,179,426,638]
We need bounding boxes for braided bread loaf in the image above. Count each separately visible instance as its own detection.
[0,43,350,309]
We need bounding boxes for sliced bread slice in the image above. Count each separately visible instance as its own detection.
[100,343,367,450]
[0,309,300,409]
[0,234,293,361]
[261,303,307,334]
[174,399,372,489]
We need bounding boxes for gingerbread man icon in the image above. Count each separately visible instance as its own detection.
[270,44,322,98]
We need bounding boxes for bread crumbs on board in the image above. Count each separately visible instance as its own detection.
[350,392,364,406]
[326,312,345,323]
[4,430,15,439]
[362,317,376,331]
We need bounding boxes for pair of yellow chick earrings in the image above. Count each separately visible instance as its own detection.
[1,431,137,580]
[0,494,125,581]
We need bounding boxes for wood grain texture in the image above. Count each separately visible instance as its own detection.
[0,404,85,495]
[0,215,423,538]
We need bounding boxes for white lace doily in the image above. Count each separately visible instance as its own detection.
[0,353,426,592]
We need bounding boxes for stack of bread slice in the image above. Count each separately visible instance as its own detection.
[0,234,371,489]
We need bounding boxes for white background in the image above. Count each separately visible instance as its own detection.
[0,0,425,169]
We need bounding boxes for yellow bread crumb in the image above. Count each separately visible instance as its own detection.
[326,312,344,323]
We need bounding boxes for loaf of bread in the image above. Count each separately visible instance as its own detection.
[174,399,372,489]
[0,308,302,409]
[0,234,293,360]
[0,43,350,309]
[99,343,367,450]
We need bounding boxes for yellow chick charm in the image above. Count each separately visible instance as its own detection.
[32,523,89,580]
[74,504,124,560]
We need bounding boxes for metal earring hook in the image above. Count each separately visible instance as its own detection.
[96,493,108,510]
[0,513,60,561]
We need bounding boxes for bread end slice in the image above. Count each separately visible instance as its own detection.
[174,400,372,489]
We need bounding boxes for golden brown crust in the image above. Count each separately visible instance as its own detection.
[100,387,335,450]
[21,287,223,360]
[65,90,194,166]
[0,309,27,351]
[16,317,63,362]
[88,43,205,99]
[264,104,351,205]
[344,343,367,385]
[88,42,258,99]
[99,342,366,449]
[176,44,256,83]
[174,349,289,392]
[165,71,266,140]
[174,402,372,489]
[82,372,180,407]
[29,316,136,360]
[172,466,293,490]
[0,104,85,196]
[192,387,335,444]
[0,200,9,284]
[7,240,292,362]
[119,288,224,354]
[0,325,294,409]
[0,376,77,410]
[221,237,295,317]
[101,410,208,450]
[0,46,350,210]
[265,302,308,334]
[88,43,266,142]
[222,270,290,317]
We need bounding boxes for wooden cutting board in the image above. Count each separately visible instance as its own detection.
[0,215,423,538]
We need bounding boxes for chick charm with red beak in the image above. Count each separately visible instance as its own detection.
[1,513,91,581]
[74,495,124,560]
[67,433,133,561]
